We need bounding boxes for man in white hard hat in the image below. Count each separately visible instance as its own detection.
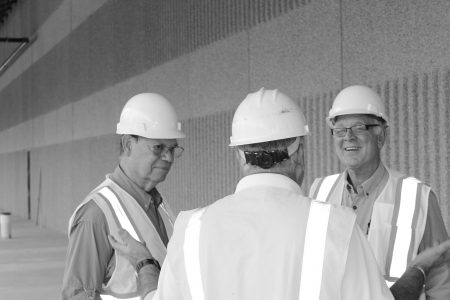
[309,85,450,299]
[110,88,396,300]
[62,93,185,300]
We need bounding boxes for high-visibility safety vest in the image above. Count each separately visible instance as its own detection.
[182,200,356,300]
[309,169,429,286]
[68,178,175,300]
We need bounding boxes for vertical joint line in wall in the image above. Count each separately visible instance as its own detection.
[339,0,344,89]
[247,30,250,91]
[69,0,72,30]
[27,151,30,220]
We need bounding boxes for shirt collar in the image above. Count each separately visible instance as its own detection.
[344,162,388,196]
[235,173,304,195]
[109,165,163,208]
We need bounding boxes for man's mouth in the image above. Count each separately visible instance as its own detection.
[154,166,170,171]
[344,146,360,152]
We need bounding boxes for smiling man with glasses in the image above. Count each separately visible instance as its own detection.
[309,85,450,299]
[62,93,185,300]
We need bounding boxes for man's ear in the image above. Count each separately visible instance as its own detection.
[377,127,387,149]
[293,142,304,166]
[234,148,246,165]
[121,135,134,156]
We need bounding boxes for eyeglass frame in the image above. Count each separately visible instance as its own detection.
[330,124,381,138]
[147,143,184,158]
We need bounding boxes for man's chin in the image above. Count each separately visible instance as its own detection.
[340,155,362,167]
[151,173,168,185]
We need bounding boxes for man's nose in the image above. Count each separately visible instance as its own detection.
[343,128,356,139]
[161,150,174,162]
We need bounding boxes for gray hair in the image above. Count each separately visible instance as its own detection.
[237,137,299,152]
[119,134,140,156]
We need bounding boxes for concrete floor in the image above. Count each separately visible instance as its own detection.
[0,215,67,300]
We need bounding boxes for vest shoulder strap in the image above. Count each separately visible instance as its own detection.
[385,176,423,280]
[314,174,341,202]
[299,201,332,300]
[96,186,140,242]
[183,207,207,300]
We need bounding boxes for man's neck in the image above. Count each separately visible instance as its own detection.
[346,161,380,188]
[119,162,156,193]
[242,167,298,184]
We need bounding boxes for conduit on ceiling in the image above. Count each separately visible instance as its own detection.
[0,35,35,76]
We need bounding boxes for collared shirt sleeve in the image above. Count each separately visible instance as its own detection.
[148,257,181,300]
[419,190,450,299]
[62,201,113,300]
[342,225,394,300]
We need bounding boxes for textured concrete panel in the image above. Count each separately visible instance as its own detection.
[29,135,118,232]
[342,0,450,83]
[72,92,119,141]
[134,58,191,121]
[250,1,341,96]
[0,0,105,91]
[71,0,110,29]
[0,43,34,92]
[0,0,310,131]
[188,32,249,118]
[0,0,63,39]
[300,91,341,190]
[31,110,58,148]
[0,151,28,218]
[33,0,71,62]
[71,57,191,141]
[159,110,240,212]
[0,121,32,153]
[55,102,74,144]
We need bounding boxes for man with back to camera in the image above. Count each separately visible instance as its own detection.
[309,85,450,299]
[62,93,185,300]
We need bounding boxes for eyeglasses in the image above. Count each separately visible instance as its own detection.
[331,124,380,138]
[148,144,184,158]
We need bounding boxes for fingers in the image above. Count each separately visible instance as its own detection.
[117,228,133,242]
[438,239,450,252]
[428,239,450,256]
[116,229,147,247]
[108,234,126,255]
[437,240,450,261]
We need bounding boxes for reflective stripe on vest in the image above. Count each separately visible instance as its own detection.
[386,177,420,279]
[184,208,207,300]
[183,204,332,300]
[315,174,340,202]
[299,201,331,300]
[100,294,140,300]
[96,187,143,300]
[98,187,140,242]
[316,174,423,283]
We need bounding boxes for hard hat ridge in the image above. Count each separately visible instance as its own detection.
[229,88,309,146]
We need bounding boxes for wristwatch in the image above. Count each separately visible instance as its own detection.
[135,258,161,273]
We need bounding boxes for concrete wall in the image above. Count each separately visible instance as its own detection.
[0,0,449,233]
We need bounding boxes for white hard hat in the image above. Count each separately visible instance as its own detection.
[328,85,389,126]
[116,93,186,139]
[229,88,309,146]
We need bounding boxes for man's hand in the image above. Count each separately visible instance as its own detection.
[410,239,450,274]
[108,229,153,268]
